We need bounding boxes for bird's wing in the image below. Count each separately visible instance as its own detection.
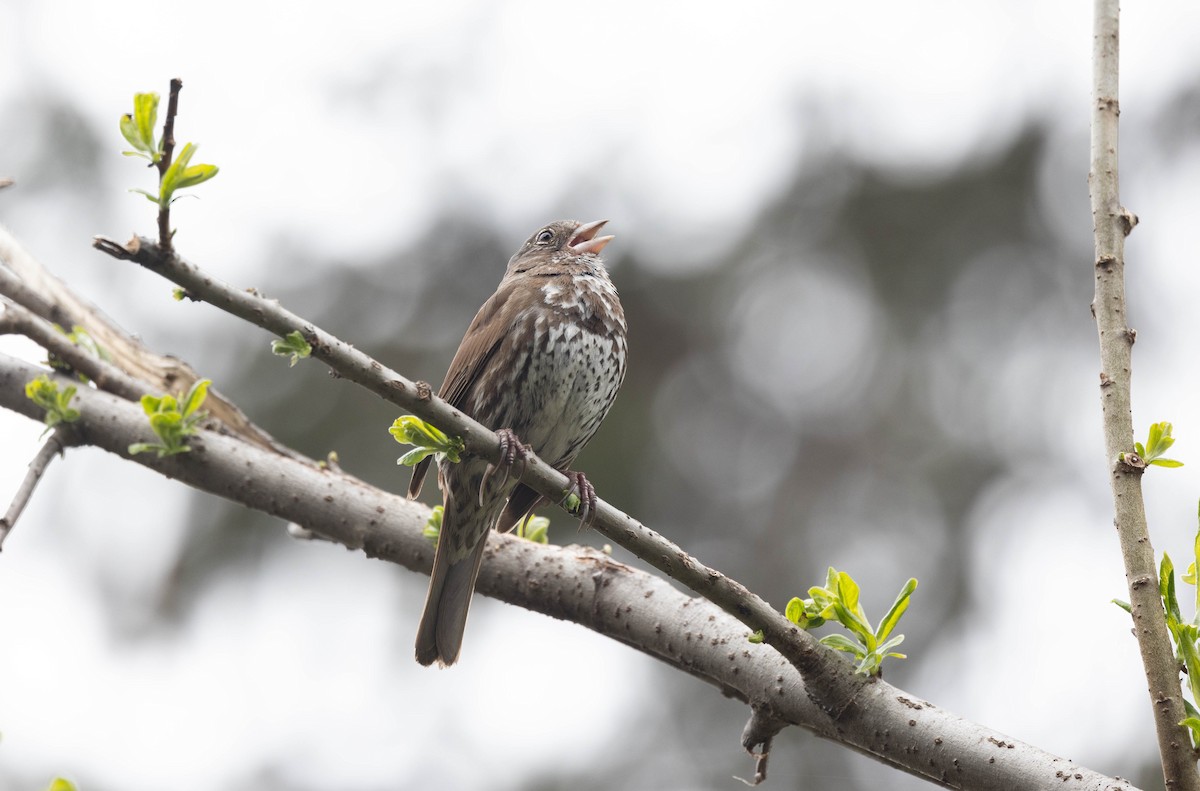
[408,280,524,499]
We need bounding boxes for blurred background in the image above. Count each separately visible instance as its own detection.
[2,2,1200,789]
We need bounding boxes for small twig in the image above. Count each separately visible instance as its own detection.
[0,177,13,190]
[156,78,183,253]
[736,706,783,786]
[0,428,70,550]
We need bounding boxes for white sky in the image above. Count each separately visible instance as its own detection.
[4,2,1200,789]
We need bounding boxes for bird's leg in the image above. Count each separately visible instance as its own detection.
[479,428,530,506]
[560,471,598,529]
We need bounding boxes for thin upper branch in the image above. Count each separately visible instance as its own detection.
[90,233,840,693]
[1088,2,1198,788]
[0,352,1139,791]
[0,227,309,462]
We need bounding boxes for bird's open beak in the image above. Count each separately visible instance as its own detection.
[569,219,614,255]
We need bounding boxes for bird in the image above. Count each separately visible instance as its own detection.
[408,219,628,666]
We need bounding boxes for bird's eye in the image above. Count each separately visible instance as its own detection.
[535,229,554,245]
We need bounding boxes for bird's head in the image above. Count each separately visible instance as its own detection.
[506,219,614,275]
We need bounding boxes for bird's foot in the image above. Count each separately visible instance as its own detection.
[560,471,598,529]
[479,428,530,505]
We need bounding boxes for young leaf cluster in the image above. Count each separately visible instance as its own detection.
[390,415,464,467]
[1121,421,1184,469]
[514,514,550,544]
[120,92,218,210]
[120,93,162,163]
[420,506,549,546]
[46,325,109,381]
[24,374,80,434]
[423,505,444,544]
[754,568,917,676]
[271,331,312,367]
[1123,503,1200,749]
[128,378,210,458]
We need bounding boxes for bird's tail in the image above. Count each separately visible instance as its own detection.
[415,505,490,667]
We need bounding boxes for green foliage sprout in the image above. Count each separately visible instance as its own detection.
[390,415,464,467]
[46,325,109,382]
[45,779,78,791]
[421,506,549,546]
[752,567,918,676]
[423,505,444,544]
[1117,501,1200,749]
[514,514,550,544]
[271,331,312,367]
[120,92,218,209]
[128,378,211,458]
[1121,421,1183,469]
[120,93,161,163]
[24,375,80,435]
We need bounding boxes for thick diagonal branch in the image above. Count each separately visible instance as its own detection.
[0,353,1139,791]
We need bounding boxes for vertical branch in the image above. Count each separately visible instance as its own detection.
[156,78,183,253]
[1089,2,1198,788]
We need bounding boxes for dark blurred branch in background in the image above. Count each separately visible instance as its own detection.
[1087,2,1198,788]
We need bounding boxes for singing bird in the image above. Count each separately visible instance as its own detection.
[409,219,628,666]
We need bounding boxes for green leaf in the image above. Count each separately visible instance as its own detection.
[515,514,550,544]
[1180,718,1200,751]
[876,633,906,656]
[389,416,464,465]
[160,141,197,199]
[819,633,865,658]
[397,447,434,467]
[423,505,443,544]
[793,567,918,675]
[132,92,159,151]
[271,331,312,367]
[45,778,78,791]
[24,374,80,432]
[876,578,918,643]
[1162,554,1183,624]
[748,630,764,644]
[181,378,211,419]
[175,163,219,189]
[1148,422,1165,451]
[132,381,210,456]
[1137,421,1183,468]
[120,113,146,152]
[129,187,160,204]
[1112,598,1132,614]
